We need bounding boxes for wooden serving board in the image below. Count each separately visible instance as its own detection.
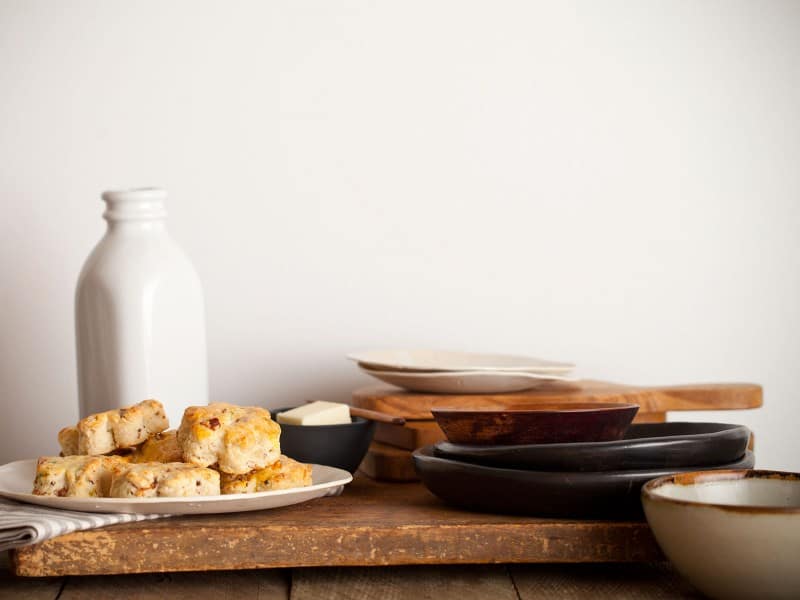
[10,475,663,577]
[351,380,762,420]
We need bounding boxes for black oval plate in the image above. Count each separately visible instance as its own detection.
[413,445,755,518]
[433,422,750,472]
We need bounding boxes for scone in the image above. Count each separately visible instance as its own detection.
[178,403,281,474]
[73,400,169,455]
[130,430,183,463]
[109,462,220,498]
[57,426,79,456]
[220,455,313,494]
[32,455,129,497]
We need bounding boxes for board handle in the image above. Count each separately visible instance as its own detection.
[349,406,406,425]
[647,383,762,411]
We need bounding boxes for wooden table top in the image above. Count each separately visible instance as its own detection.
[1,552,704,599]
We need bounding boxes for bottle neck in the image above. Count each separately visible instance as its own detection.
[102,188,168,228]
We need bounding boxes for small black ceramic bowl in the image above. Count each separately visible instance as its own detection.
[273,406,376,474]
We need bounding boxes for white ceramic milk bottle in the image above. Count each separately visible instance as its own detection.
[75,188,208,427]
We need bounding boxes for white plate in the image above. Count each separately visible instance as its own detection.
[347,349,574,374]
[0,459,352,515]
[359,366,578,394]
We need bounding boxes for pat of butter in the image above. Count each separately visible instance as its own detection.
[276,401,352,426]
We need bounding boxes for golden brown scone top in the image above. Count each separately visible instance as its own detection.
[57,426,79,456]
[72,400,169,455]
[220,455,312,494]
[33,455,130,497]
[130,430,183,464]
[178,403,281,474]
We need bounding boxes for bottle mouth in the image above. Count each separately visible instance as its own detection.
[102,187,168,221]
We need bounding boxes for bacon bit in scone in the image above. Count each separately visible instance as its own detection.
[206,418,221,430]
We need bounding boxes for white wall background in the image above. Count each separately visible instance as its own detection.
[1,1,798,469]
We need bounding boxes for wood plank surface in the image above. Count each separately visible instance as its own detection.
[0,551,63,599]
[509,563,703,599]
[352,381,762,419]
[1,556,700,600]
[291,565,519,600]
[58,570,290,600]
[10,476,662,577]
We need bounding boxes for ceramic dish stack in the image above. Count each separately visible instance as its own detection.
[348,349,577,394]
[413,405,755,518]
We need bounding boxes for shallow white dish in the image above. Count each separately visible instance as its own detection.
[642,469,800,600]
[348,349,574,374]
[0,459,352,515]
[359,366,577,394]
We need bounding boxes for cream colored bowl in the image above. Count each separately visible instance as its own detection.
[642,470,800,600]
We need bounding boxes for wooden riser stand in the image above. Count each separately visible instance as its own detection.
[353,381,762,481]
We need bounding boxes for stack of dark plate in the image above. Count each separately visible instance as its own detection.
[412,403,753,518]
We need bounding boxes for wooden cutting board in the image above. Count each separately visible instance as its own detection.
[351,380,762,420]
[10,475,662,577]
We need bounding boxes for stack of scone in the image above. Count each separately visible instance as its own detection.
[33,400,312,498]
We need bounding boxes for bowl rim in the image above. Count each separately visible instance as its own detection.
[415,445,756,477]
[641,469,800,514]
[430,402,639,415]
[435,422,750,452]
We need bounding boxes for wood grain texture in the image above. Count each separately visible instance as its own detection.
[373,420,446,450]
[352,381,762,419]
[10,476,662,577]
[0,576,62,600]
[0,552,63,600]
[632,412,667,424]
[348,406,405,425]
[58,569,290,600]
[359,441,418,481]
[0,559,702,600]
[509,563,703,599]
[430,403,639,445]
[291,565,519,600]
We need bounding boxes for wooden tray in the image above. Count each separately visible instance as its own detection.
[351,380,762,420]
[10,475,662,577]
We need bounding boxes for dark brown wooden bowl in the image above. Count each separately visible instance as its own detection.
[430,402,639,445]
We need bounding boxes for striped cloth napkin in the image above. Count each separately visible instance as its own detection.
[0,497,166,552]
